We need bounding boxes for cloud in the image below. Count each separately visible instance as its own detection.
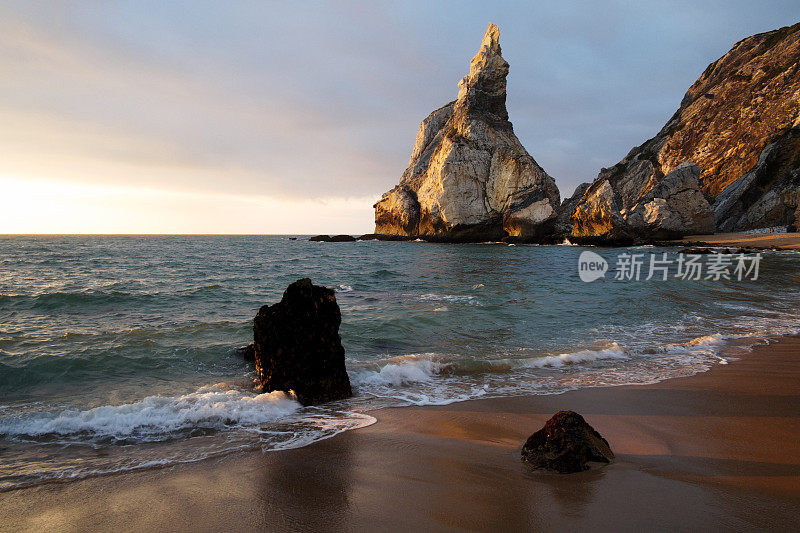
[0,0,798,230]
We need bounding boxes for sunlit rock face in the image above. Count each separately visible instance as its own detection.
[569,163,714,242]
[374,24,560,242]
[567,21,800,240]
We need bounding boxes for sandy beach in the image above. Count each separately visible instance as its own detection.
[0,336,798,532]
[681,232,800,251]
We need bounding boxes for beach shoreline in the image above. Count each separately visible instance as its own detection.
[1,335,799,531]
[679,231,800,251]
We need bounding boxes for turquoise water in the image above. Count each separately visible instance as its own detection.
[1,235,799,490]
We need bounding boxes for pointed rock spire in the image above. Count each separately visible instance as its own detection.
[455,23,510,126]
[373,23,560,242]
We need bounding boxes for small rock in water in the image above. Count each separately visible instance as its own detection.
[253,278,352,405]
[521,411,614,473]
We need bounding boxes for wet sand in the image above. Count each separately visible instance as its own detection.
[1,337,799,531]
[681,231,800,250]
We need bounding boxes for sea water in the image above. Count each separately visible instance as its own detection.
[1,235,798,490]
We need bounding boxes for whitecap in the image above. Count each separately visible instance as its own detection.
[518,343,628,368]
[350,354,445,388]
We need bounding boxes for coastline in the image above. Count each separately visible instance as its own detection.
[1,336,799,531]
[680,231,800,251]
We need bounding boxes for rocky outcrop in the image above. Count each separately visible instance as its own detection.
[626,163,715,238]
[374,24,560,242]
[253,278,352,406]
[569,163,714,242]
[309,235,357,242]
[566,21,800,240]
[521,411,614,473]
[554,182,590,237]
[714,126,800,232]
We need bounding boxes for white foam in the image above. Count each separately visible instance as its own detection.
[419,293,479,304]
[350,354,445,388]
[336,284,353,293]
[0,384,300,441]
[519,343,628,368]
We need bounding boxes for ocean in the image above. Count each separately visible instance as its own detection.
[1,235,799,491]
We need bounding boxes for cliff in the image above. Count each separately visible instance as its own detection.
[568,21,800,241]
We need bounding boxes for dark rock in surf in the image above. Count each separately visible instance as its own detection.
[253,278,352,406]
[235,343,255,362]
[309,234,356,242]
[521,411,614,473]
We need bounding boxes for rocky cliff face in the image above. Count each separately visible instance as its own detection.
[568,21,800,240]
[374,24,560,242]
[715,125,800,232]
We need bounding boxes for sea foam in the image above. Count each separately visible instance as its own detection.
[0,384,300,443]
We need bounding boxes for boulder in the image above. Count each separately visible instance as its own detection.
[373,24,560,242]
[253,278,352,405]
[521,411,614,473]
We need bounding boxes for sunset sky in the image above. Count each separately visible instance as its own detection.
[1,1,798,234]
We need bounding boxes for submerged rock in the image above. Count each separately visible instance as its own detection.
[253,278,352,405]
[521,411,614,473]
[373,24,560,242]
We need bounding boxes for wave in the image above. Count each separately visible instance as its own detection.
[336,285,354,293]
[351,354,446,388]
[0,384,300,443]
[518,343,628,368]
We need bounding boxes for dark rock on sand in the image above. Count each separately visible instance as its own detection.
[309,235,357,242]
[253,278,352,406]
[521,411,614,473]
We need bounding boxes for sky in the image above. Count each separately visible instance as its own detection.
[1,1,798,234]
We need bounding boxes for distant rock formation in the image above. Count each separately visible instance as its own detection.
[309,234,357,242]
[253,278,352,406]
[521,411,614,473]
[374,24,560,242]
[566,21,800,241]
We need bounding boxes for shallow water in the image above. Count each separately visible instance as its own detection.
[1,235,798,490]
